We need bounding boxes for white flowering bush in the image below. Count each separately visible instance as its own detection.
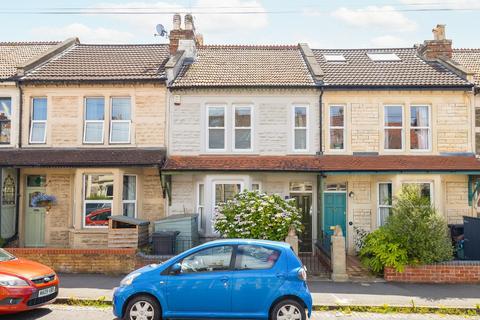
[214,190,303,241]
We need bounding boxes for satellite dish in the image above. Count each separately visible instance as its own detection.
[155,24,168,38]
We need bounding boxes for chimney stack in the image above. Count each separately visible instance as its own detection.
[418,24,453,60]
[169,13,202,56]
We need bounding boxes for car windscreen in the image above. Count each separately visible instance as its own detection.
[0,249,15,262]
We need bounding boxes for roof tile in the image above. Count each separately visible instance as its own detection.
[452,49,480,86]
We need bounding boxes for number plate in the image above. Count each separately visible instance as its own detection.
[38,286,56,298]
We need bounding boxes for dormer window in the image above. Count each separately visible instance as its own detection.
[367,53,401,62]
[324,54,346,62]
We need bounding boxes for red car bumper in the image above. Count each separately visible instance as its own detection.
[0,282,59,314]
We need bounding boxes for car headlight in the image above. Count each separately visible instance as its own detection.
[120,272,141,287]
[0,275,29,287]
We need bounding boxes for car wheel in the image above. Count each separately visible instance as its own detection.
[270,299,306,320]
[124,295,161,320]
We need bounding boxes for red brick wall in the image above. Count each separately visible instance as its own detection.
[384,263,480,284]
[6,248,137,275]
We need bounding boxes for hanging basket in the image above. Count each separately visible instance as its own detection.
[31,193,57,209]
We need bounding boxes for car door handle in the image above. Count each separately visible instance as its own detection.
[220,277,229,282]
[276,273,286,279]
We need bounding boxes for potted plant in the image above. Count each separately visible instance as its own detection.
[31,193,57,212]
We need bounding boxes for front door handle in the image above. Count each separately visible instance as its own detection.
[220,276,229,283]
[276,273,286,279]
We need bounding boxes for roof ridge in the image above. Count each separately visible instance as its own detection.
[76,43,169,47]
[312,47,415,51]
[0,41,61,46]
[453,48,480,52]
[199,44,298,49]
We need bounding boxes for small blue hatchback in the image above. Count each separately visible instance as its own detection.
[113,239,312,320]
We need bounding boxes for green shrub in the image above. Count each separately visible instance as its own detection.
[359,227,408,273]
[387,185,453,265]
[359,185,453,273]
[214,190,302,241]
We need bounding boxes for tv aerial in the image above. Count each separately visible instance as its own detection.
[155,24,168,38]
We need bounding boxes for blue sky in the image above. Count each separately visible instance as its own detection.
[1,0,479,48]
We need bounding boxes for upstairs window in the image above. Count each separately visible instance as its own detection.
[84,97,105,144]
[410,106,430,150]
[293,105,308,151]
[207,105,226,150]
[234,105,252,151]
[384,105,403,150]
[329,105,345,150]
[0,98,12,144]
[110,97,131,144]
[30,97,47,144]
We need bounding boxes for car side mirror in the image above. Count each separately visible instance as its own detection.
[171,263,182,275]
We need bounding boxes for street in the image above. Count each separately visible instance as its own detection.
[2,305,478,320]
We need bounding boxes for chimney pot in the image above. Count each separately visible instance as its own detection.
[195,34,204,46]
[173,13,181,30]
[185,13,194,31]
[433,24,446,40]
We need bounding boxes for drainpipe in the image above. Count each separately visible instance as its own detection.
[18,84,23,148]
[317,86,324,155]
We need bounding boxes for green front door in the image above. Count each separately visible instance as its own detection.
[24,175,46,247]
[290,193,313,252]
[323,192,347,251]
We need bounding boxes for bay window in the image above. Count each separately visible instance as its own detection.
[0,98,11,144]
[30,97,47,144]
[293,105,308,151]
[403,182,433,204]
[84,97,105,144]
[110,97,131,144]
[207,105,226,150]
[384,105,403,150]
[410,106,430,150]
[122,175,136,218]
[329,105,344,150]
[83,174,113,228]
[234,105,252,150]
[378,183,393,226]
[215,183,242,205]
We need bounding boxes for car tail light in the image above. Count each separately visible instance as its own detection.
[298,266,307,281]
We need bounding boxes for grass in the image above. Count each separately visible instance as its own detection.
[313,302,480,316]
[58,296,112,308]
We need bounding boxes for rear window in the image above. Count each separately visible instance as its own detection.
[235,245,280,270]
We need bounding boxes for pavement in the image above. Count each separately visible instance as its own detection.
[57,273,480,309]
[5,305,480,320]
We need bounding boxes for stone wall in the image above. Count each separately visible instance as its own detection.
[350,103,379,152]
[384,261,480,283]
[45,174,73,247]
[6,248,136,275]
[437,103,469,153]
[444,178,474,224]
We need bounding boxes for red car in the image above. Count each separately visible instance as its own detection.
[85,208,111,226]
[0,249,59,314]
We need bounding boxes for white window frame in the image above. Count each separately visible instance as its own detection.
[206,104,227,152]
[29,97,47,144]
[377,182,393,227]
[82,174,113,229]
[383,105,404,151]
[232,104,253,152]
[328,105,345,152]
[122,174,137,218]
[409,105,431,152]
[109,97,132,144]
[292,104,309,152]
[83,97,105,144]
[196,183,206,233]
[0,97,12,145]
[251,181,262,192]
[402,181,434,204]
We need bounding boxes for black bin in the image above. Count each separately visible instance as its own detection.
[152,231,180,255]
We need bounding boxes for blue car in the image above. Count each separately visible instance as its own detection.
[113,239,312,320]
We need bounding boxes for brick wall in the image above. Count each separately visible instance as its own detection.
[384,262,480,283]
[6,248,136,275]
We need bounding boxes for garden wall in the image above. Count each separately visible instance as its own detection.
[384,261,480,283]
[6,248,137,275]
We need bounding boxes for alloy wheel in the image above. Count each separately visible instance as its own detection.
[129,300,155,320]
[276,304,302,320]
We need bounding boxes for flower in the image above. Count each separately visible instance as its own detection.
[31,193,57,207]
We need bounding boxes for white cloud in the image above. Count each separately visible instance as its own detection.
[370,35,411,48]
[398,0,480,9]
[31,23,135,43]
[332,6,416,32]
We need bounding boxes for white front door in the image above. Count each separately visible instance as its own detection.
[24,175,46,247]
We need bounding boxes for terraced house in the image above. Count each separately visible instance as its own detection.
[0,40,75,242]
[4,39,169,248]
[163,22,480,254]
